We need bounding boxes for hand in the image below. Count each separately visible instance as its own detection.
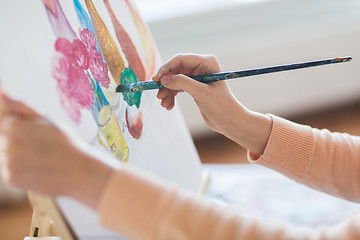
[153,54,244,134]
[0,91,113,209]
[153,54,272,156]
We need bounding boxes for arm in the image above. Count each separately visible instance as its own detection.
[251,115,360,202]
[153,53,360,202]
[0,90,295,240]
[1,90,360,239]
[98,163,360,240]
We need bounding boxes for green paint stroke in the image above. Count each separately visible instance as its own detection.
[120,67,142,108]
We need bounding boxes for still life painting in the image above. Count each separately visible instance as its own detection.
[0,0,202,238]
[45,0,156,162]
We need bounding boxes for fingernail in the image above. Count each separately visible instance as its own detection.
[162,75,171,85]
[158,65,169,78]
[152,76,158,82]
[162,65,168,71]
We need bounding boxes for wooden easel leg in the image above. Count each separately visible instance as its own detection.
[30,211,40,237]
[26,191,73,239]
[28,192,53,237]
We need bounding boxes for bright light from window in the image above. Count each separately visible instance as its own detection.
[133,0,270,22]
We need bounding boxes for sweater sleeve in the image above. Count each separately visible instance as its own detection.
[96,115,360,240]
[250,114,360,202]
[97,166,317,240]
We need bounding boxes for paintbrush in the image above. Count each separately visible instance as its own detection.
[116,56,352,92]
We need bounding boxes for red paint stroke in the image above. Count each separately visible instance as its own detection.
[126,108,143,140]
[124,0,156,80]
[104,0,146,82]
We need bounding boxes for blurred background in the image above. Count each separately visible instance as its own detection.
[137,0,360,137]
[2,0,360,239]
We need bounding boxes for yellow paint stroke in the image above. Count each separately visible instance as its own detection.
[85,0,125,85]
[124,0,156,80]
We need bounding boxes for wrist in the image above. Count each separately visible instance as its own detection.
[224,107,272,156]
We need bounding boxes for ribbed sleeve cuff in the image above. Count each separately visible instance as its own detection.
[249,114,315,181]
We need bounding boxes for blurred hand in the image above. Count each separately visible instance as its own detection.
[0,91,112,209]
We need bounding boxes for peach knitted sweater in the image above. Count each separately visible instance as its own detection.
[98,115,360,239]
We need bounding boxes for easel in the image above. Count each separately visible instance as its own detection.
[25,170,210,240]
[25,192,74,240]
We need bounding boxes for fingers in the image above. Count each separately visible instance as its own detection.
[153,53,222,110]
[153,64,170,82]
[157,87,171,100]
[152,54,221,82]
[156,88,175,110]
[0,90,40,119]
[155,72,211,110]
[160,74,208,101]
[162,91,176,110]
[156,73,209,110]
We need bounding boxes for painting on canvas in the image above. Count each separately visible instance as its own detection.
[0,1,202,238]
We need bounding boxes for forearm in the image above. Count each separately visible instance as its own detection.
[236,109,272,156]
[98,166,360,240]
[62,145,115,210]
[303,129,360,202]
[251,115,360,203]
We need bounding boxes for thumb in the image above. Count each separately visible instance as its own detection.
[160,74,208,100]
[0,91,40,119]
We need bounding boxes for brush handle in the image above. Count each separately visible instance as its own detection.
[116,56,352,92]
[190,57,352,83]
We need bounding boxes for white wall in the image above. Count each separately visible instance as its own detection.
[136,0,360,137]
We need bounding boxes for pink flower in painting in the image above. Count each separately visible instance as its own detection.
[52,29,111,124]
[89,50,110,88]
[52,37,94,124]
[72,39,89,70]
[54,38,73,58]
[79,29,110,88]
[79,28,97,53]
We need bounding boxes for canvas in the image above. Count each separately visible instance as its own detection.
[0,1,202,239]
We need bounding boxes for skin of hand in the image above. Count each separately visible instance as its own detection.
[153,53,273,156]
[0,91,113,209]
